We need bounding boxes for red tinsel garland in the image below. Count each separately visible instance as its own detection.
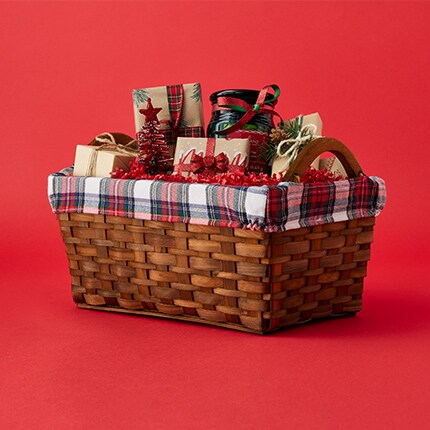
[301,166,343,183]
[111,158,343,186]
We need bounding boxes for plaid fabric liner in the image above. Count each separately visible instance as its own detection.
[48,168,386,231]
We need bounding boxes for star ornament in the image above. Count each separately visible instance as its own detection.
[139,98,162,123]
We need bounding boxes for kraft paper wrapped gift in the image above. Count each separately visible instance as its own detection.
[73,133,138,178]
[227,130,269,173]
[132,83,205,152]
[271,113,322,176]
[319,156,347,178]
[173,137,249,177]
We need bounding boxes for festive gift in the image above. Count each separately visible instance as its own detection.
[49,135,386,334]
[207,85,281,173]
[132,83,205,154]
[226,130,268,173]
[173,136,249,177]
[270,113,322,176]
[73,132,138,177]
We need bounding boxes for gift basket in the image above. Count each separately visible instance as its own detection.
[48,83,386,334]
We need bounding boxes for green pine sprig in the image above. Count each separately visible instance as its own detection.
[133,89,149,107]
[259,116,315,162]
[191,83,202,102]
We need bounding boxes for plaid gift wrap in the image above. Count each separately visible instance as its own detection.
[48,167,386,232]
[133,83,205,154]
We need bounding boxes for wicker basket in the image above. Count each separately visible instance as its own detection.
[56,138,378,334]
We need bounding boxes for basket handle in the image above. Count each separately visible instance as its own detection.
[282,137,364,182]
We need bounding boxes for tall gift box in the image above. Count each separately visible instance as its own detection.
[173,137,249,177]
[132,83,205,155]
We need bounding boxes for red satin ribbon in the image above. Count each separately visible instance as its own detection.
[177,138,245,176]
[212,85,281,135]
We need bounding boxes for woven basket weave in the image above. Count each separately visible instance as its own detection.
[57,138,376,334]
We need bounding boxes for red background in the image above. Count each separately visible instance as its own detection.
[1,1,429,428]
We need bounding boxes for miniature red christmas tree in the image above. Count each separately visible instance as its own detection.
[137,98,172,175]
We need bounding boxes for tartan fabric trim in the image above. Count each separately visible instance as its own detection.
[48,169,386,231]
[163,85,205,148]
[264,176,386,232]
[300,181,337,226]
[166,85,184,129]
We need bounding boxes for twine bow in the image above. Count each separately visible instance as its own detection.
[276,118,319,169]
[212,84,281,135]
[85,133,139,176]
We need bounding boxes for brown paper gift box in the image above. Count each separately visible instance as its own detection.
[72,133,136,178]
[173,137,250,177]
[227,130,269,173]
[318,156,347,178]
[73,145,138,178]
[132,83,205,152]
[271,113,322,176]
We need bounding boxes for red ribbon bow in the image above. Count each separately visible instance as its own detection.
[191,152,229,175]
[176,137,245,177]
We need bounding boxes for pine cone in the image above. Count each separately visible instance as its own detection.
[269,127,289,145]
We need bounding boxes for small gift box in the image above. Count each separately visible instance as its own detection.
[132,83,205,154]
[271,113,322,176]
[73,133,138,178]
[227,130,269,173]
[318,156,347,178]
[173,137,249,177]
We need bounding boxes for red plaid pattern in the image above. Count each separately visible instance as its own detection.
[166,85,184,129]
[49,169,386,232]
[347,176,379,218]
[265,175,385,230]
[160,85,205,152]
[300,182,337,224]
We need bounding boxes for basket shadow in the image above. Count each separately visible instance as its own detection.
[271,291,430,339]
